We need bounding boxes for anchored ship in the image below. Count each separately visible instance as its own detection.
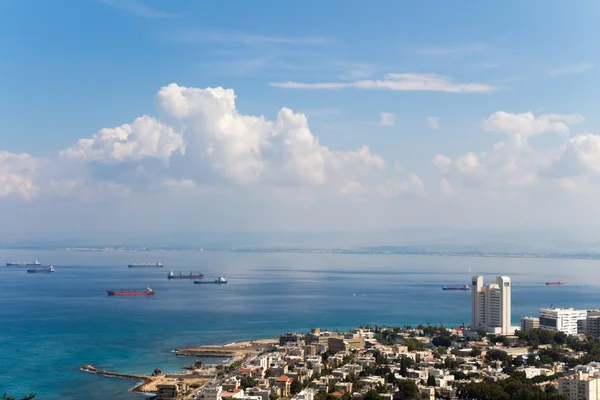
[442,284,470,291]
[128,262,163,268]
[167,271,204,280]
[194,276,227,285]
[107,286,155,296]
[27,266,54,273]
[6,260,41,266]
[546,281,564,286]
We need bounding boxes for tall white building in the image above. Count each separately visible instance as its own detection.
[539,308,586,335]
[471,276,513,335]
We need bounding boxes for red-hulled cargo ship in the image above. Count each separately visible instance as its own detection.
[546,281,564,286]
[107,286,155,296]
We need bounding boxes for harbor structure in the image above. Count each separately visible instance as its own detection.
[471,275,513,335]
[539,307,586,335]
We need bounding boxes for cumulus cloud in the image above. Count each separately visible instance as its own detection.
[156,83,388,186]
[60,115,186,163]
[0,152,38,199]
[2,83,412,203]
[548,134,600,178]
[427,116,440,129]
[270,73,496,93]
[483,111,584,146]
[433,111,586,192]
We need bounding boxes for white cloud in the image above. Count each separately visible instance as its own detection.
[549,62,594,77]
[270,73,496,93]
[483,111,584,145]
[379,113,395,126]
[427,116,440,130]
[96,0,178,19]
[0,151,38,200]
[60,115,186,163]
[549,134,600,177]
[434,111,588,196]
[156,83,388,186]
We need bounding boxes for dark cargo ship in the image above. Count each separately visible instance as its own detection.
[167,271,204,280]
[442,284,470,291]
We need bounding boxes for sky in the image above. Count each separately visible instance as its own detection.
[2,0,600,243]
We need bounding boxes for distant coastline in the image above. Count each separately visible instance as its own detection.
[2,245,600,260]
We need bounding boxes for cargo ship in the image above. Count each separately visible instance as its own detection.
[442,284,470,291]
[107,286,155,296]
[194,276,227,284]
[128,262,163,268]
[6,260,41,266]
[546,281,564,286]
[27,266,54,273]
[168,271,204,280]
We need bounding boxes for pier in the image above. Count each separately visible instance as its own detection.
[80,365,210,393]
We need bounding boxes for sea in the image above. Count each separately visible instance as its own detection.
[1,249,598,399]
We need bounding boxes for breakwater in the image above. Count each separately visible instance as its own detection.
[80,365,152,392]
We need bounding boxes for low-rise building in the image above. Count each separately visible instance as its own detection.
[157,381,186,400]
[520,316,540,332]
[203,386,223,400]
[296,389,316,400]
[417,387,435,400]
[280,332,299,346]
[335,382,353,394]
[275,375,294,397]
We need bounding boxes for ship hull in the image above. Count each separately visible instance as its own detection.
[27,268,54,273]
[546,282,564,285]
[442,287,470,291]
[128,264,163,268]
[107,291,155,296]
[7,262,41,266]
[194,281,227,284]
[168,274,204,280]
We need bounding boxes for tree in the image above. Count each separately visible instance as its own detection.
[396,379,418,399]
[432,335,452,348]
[512,355,524,367]
[363,390,383,400]
[470,347,482,357]
[2,396,35,400]
[427,375,436,386]
[291,379,303,394]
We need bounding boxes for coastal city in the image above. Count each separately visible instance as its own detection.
[76,275,600,400]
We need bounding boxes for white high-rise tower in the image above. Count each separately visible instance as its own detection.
[471,275,512,335]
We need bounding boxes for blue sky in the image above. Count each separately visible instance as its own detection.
[1,0,600,240]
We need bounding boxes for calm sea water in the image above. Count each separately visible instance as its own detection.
[0,250,598,399]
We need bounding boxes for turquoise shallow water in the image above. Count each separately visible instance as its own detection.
[0,250,598,399]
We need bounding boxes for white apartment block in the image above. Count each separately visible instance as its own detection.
[539,308,586,335]
[471,276,513,335]
[559,372,600,400]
